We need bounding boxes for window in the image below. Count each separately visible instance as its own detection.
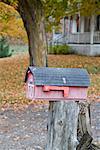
[96,15,100,31]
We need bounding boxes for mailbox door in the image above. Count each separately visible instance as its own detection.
[34,86,87,101]
[26,74,35,100]
[34,86,88,100]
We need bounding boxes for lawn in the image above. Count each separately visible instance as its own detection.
[0,54,100,108]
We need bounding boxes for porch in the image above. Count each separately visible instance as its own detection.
[50,31,100,56]
[67,31,100,44]
[66,31,100,56]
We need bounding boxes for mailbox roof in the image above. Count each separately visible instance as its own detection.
[27,67,90,87]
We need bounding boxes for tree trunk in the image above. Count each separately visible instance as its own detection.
[46,101,79,150]
[18,0,47,66]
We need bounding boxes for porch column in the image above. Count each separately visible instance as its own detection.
[66,16,70,43]
[66,16,70,33]
[72,16,77,33]
[90,15,95,44]
[80,16,84,33]
[63,17,68,36]
[52,26,55,40]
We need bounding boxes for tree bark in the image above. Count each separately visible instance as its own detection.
[76,102,100,150]
[77,132,93,150]
[46,101,79,150]
[18,0,47,66]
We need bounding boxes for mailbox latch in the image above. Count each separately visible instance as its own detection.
[43,86,69,98]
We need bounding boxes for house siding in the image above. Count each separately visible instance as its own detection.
[69,44,100,56]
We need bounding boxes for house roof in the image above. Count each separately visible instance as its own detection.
[26,66,90,87]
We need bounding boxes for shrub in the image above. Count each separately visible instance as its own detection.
[0,37,12,58]
[48,44,74,55]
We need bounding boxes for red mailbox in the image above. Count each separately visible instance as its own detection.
[25,67,90,101]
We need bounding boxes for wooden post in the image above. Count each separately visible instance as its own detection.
[63,17,66,36]
[90,15,95,44]
[46,101,79,150]
[80,16,84,33]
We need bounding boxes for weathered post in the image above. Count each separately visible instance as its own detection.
[46,101,79,150]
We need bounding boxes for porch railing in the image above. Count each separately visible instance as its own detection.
[68,32,90,44]
[93,31,100,44]
[49,31,100,46]
[67,31,100,44]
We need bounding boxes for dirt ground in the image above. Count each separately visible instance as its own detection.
[0,104,48,150]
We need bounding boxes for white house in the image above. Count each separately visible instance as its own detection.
[62,14,100,56]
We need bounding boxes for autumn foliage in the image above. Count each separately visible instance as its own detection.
[0,54,100,109]
[0,2,27,43]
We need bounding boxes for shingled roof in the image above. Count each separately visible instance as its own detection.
[26,67,90,87]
